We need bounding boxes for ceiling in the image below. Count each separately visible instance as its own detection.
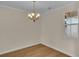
[0,1,75,14]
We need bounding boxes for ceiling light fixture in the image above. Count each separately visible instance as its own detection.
[27,1,40,22]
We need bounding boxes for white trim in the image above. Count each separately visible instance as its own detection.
[0,42,40,55]
[41,42,75,57]
[0,42,75,56]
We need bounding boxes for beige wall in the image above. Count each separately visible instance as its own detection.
[41,2,78,56]
[0,5,41,54]
[74,2,79,56]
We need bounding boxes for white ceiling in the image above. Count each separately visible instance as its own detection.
[0,1,75,13]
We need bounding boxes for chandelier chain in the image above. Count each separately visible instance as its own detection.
[33,1,35,12]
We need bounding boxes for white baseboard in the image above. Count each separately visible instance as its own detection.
[0,42,40,55]
[0,42,75,57]
[41,42,75,57]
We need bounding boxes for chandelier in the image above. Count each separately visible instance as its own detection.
[27,1,40,22]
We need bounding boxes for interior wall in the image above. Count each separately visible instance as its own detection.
[0,5,41,54]
[74,2,79,56]
[41,3,77,56]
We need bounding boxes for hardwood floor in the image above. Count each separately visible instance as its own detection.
[0,44,70,57]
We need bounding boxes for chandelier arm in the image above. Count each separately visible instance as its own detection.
[27,1,40,22]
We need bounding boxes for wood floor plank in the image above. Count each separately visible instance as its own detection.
[0,44,70,57]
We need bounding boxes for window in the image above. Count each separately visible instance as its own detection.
[65,17,78,25]
[64,11,78,39]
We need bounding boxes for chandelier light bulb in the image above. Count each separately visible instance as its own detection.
[27,1,40,22]
[31,13,35,16]
[36,13,40,18]
[28,14,32,18]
